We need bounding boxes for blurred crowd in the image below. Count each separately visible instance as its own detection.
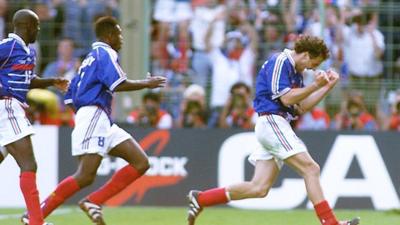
[3,0,400,131]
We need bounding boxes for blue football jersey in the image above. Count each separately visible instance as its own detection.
[64,42,126,118]
[253,49,303,118]
[0,33,37,105]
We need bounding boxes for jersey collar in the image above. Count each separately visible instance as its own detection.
[8,33,30,54]
[92,41,112,49]
[283,48,295,68]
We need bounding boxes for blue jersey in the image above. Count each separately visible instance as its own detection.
[0,33,37,105]
[64,42,126,118]
[253,49,303,119]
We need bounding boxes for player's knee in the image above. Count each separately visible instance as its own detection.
[250,182,271,198]
[252,186,269,198]
[74,173,96,188]
[303,162,320,178]
[134,158,150,175]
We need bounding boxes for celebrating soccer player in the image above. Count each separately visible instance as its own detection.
[20,16,166,225]
[0,9,69,225]
[186,35,360,225]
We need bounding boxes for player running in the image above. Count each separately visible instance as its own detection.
[21,16,166,225]
[0,9,69,225]
[186,35,360,225]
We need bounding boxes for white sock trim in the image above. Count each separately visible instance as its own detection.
[225,190,231,201]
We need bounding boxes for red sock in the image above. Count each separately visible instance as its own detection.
[314,200,339,225]
[20,171,44,225]
[198,188,229,207]
[87,165,142,205]
[41,176,80,218]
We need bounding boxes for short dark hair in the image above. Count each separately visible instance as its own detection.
[142,92,161,103]
[230,82,251,95]
[94,16,119,39]
[294,35,330,60]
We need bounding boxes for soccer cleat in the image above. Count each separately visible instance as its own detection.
[79,199,106,225]
[20,213,29,225]
[339,217,361,225]
[187,190,203,225]
[20,213,53,225]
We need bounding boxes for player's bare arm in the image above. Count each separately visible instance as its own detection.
[279,71,328,107]
[29,77,70,92]
[297,70,339,112]
[113,74,166,92]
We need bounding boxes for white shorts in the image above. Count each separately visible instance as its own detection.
[0,98,34,146]
[248,114,307,169]
[72,106,132,157]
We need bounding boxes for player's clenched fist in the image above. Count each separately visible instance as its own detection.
[325,69,340,89]
[313,70,329,88]
[327,69,340,84]
[145,72,167,88]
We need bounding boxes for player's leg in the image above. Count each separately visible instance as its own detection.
[201,159,279,203]
[187,159,280,225]
[39,154,102,218]
[285,152,359,225]
[6,136,45,225]
[228,159,280,199]
[85,138,149,205]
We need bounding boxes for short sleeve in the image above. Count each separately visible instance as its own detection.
[374,30,385,50]
[270,59,291,100]
[64,75,79,105]
[97,49,127,91]
[0,40,13,68]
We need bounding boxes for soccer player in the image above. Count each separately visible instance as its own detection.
[21,16,166,225]
[0,9,69,225]
[186,35,360,225]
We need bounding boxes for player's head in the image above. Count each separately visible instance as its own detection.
[293,35,329,72]
[94,16,123,51]
[13,9,40,44]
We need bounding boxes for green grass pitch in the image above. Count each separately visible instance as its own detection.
[0,207,399,225]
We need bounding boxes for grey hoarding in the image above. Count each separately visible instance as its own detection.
[58,127,400,209]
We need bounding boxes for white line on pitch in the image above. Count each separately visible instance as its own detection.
[0,208,75,220]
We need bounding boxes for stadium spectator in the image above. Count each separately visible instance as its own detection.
[257,20,285,66]
[62,0,118,56]
[388,103,400,131]
[41,37,78,126]
[127,92,173,129]
[334,92,378,131]
[178,84,208,128]
[219,82,256,129]
[153,0,192,72]
[34,1,63,71]
[205,14,258,127]
[380,89,400,131]
[0,0,8,40]
[304,6,341,70]
[190,0,226,88]
[296,106,330,130]
[337,8,384,110]
[43,37,79,80]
